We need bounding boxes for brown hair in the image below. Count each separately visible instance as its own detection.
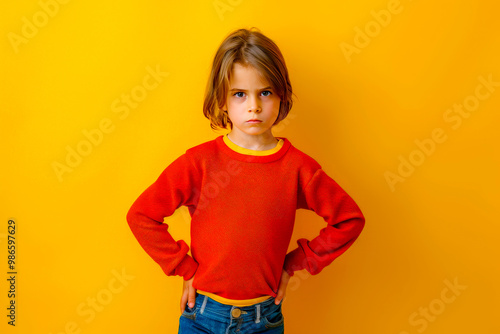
[203,27,294,130]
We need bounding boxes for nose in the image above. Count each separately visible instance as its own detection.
[247,94,261,113]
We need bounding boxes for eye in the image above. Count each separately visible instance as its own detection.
[261,90,272,97]
[234,92,245,98]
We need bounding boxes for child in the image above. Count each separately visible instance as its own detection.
[127,27,365,334]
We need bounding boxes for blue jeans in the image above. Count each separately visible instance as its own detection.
[178,292,285,334]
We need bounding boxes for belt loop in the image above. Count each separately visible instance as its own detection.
[255,304,261,323]
[200,295,208,314]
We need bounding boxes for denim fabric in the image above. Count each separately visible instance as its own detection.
[178,292,284,334]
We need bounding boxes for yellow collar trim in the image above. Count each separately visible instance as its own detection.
[223,134,283,156]
[197,290,273,307]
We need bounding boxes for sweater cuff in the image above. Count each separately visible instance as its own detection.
[173,254,198,280]
[283,247,307,277]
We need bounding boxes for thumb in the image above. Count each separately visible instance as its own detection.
[275,286,286,305]
[275,270,290,305]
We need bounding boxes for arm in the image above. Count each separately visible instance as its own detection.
[126,153,200,280]
[284,168,365,276]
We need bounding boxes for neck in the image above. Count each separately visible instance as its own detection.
[227,130,278,151]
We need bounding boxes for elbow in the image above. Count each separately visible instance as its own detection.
[344,213,365,240]
[126,205,138,228]
[355,213,365,236]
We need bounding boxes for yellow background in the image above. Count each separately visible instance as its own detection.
[1,0,499,333]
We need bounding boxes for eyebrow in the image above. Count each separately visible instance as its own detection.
[229,86,273,92]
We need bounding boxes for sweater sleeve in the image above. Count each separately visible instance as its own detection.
[126,153,200,280]
[283,168,365,276]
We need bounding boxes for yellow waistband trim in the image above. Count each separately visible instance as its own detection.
[223,134,283,156]
[197,290,273,307]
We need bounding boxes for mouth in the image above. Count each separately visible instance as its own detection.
[246,120,262,123]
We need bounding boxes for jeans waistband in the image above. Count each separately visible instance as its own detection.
[194,292,276,324]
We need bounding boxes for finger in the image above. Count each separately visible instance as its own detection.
[188,285,196,308]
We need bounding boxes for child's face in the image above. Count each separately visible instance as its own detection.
[223,63,281,138]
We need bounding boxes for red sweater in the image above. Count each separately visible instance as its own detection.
[126,135,365,300]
